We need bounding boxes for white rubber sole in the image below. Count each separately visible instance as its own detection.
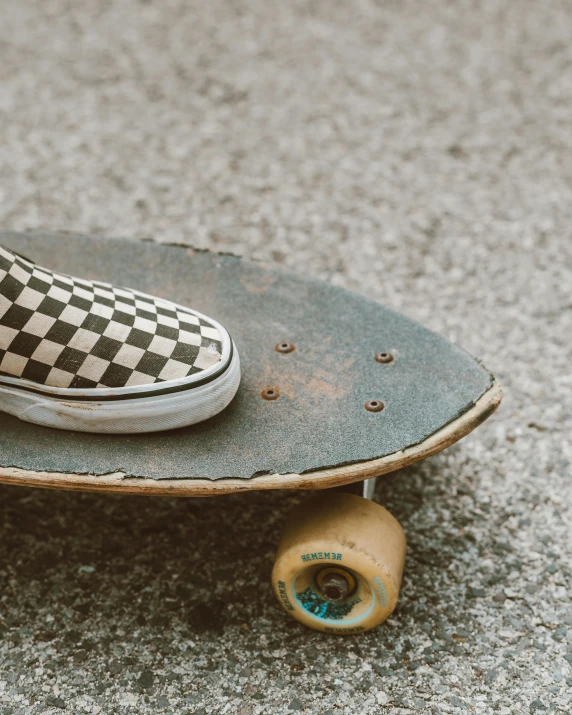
[0,344,241,434]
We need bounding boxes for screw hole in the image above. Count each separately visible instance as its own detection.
[276,342,295,354]
[365,400,385,413]
[375,352,394,364]
[262,387,280,401]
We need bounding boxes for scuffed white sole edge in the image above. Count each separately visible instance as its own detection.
[0,345,241,434]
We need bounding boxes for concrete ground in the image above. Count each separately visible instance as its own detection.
[0,0,571,713]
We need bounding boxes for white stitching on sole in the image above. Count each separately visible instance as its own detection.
[0,344,241,434]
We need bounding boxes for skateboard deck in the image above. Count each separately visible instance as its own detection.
[0,231,501,633]
[0,231,501,495]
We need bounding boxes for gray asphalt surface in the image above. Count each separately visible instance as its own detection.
[0,1,571,714]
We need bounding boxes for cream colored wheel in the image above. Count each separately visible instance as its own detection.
[272,492,406,634]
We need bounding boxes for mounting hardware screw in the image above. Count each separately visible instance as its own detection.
[262,388,280,401]
[375,352,394,364]
[276,342,295,353]
[365,400,385,413]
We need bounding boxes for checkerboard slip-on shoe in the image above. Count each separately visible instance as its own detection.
[0,245,240,433]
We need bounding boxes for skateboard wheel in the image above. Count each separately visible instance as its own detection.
[272,493,406,634]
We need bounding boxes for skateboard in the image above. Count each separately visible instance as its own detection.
[0,232,501,634]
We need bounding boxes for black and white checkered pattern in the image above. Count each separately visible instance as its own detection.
[0,246,223,389]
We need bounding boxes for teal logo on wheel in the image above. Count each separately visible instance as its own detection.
[296,587,362,620]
